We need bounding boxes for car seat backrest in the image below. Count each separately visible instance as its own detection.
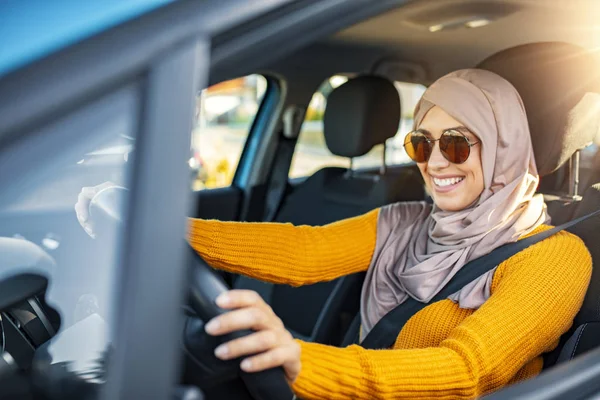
[235,75,425,345]
[478,42,600,177]
[276,166,423,226]
[568,184,600,326]
[545,183,600,366]
[279,74,425,220]
[479,42,600,367]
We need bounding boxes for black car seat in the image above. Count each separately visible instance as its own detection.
[552,184,600,363]
[235,75,425,345]
[478,42,600,368]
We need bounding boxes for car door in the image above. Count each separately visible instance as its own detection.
[0,1,300,399]
[0,4,213,400]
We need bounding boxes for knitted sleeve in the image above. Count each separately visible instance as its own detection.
[291,230,592,399]
[187,208,379,286]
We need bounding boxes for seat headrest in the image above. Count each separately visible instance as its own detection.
[477,42,600,176]
[323,76,401,158]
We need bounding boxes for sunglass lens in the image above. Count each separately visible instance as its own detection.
[440,131,470,164]
[404,132,431,163]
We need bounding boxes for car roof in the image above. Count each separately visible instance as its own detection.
[0,0,173,77]
[267,0,600,86]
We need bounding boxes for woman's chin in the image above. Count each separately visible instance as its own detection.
[429,180,482,212]
[432,196,470,212]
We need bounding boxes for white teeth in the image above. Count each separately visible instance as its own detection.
[433,177,464,187]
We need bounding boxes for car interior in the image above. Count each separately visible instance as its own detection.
[1,0,600,399]
[198,1,600,361]
[192,1,600,397]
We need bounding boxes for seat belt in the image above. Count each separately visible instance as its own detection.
[263,136,296,222]
[356,208,600,350]
[263,106,305,222]
[236,132,294,296]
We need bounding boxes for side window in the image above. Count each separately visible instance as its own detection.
[0,86,139,382]
[289,76,426,179]
[192,74,268,190]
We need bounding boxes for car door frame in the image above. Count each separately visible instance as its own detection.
[0,1,302,399]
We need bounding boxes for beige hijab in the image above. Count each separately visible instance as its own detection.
[360,69,548,337]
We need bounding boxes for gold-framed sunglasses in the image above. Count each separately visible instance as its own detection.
[403,128,480,164]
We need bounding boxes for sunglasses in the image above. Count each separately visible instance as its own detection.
[403,128,480,164]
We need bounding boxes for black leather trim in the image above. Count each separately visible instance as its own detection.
[556,322,600,365]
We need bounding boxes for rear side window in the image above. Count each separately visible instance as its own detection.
[289,76,425,179]
[192,74,268,190]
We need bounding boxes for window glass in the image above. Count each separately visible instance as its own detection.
[289,76,426,178]
[0,86,138,392]
[191,74,268,190]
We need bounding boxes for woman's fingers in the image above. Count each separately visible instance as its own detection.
[215,290,266,309]
[75,182,118,238]
[206,290,282,336]
[75,189,93,224]
[204,289,302,382]
[75,188,96,238]
[240,342,302,382]
[205,306,270,335]
[214,329,279,360]
[240,347,287,372]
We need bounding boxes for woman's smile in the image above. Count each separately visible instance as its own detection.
[430,174,466,193]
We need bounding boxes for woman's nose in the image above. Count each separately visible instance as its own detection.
[427,142,450,170]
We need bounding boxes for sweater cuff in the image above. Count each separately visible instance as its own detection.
[291,340,363,400]
[187,218,220,259]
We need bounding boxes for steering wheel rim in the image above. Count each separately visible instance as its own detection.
[186,245,294,400]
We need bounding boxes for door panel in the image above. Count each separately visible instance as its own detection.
[192,186,243,220]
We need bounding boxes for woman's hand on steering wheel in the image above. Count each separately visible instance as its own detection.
[205,290,302,384]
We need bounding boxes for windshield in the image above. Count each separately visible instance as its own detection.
[0,86,139,390]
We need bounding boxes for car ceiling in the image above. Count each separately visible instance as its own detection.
[265,0,600,99]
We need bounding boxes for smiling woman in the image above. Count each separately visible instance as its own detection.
[406,107,484,211]
[188,68,592,399]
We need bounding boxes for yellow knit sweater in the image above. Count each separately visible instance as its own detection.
[188,209,592,399]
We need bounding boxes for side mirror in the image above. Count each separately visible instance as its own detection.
[0,273,47,311]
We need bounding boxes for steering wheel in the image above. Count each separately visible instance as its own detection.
[89,187,294,400]
[184,246,294,399]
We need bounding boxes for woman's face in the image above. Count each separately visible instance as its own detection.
[416,106,485,212]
